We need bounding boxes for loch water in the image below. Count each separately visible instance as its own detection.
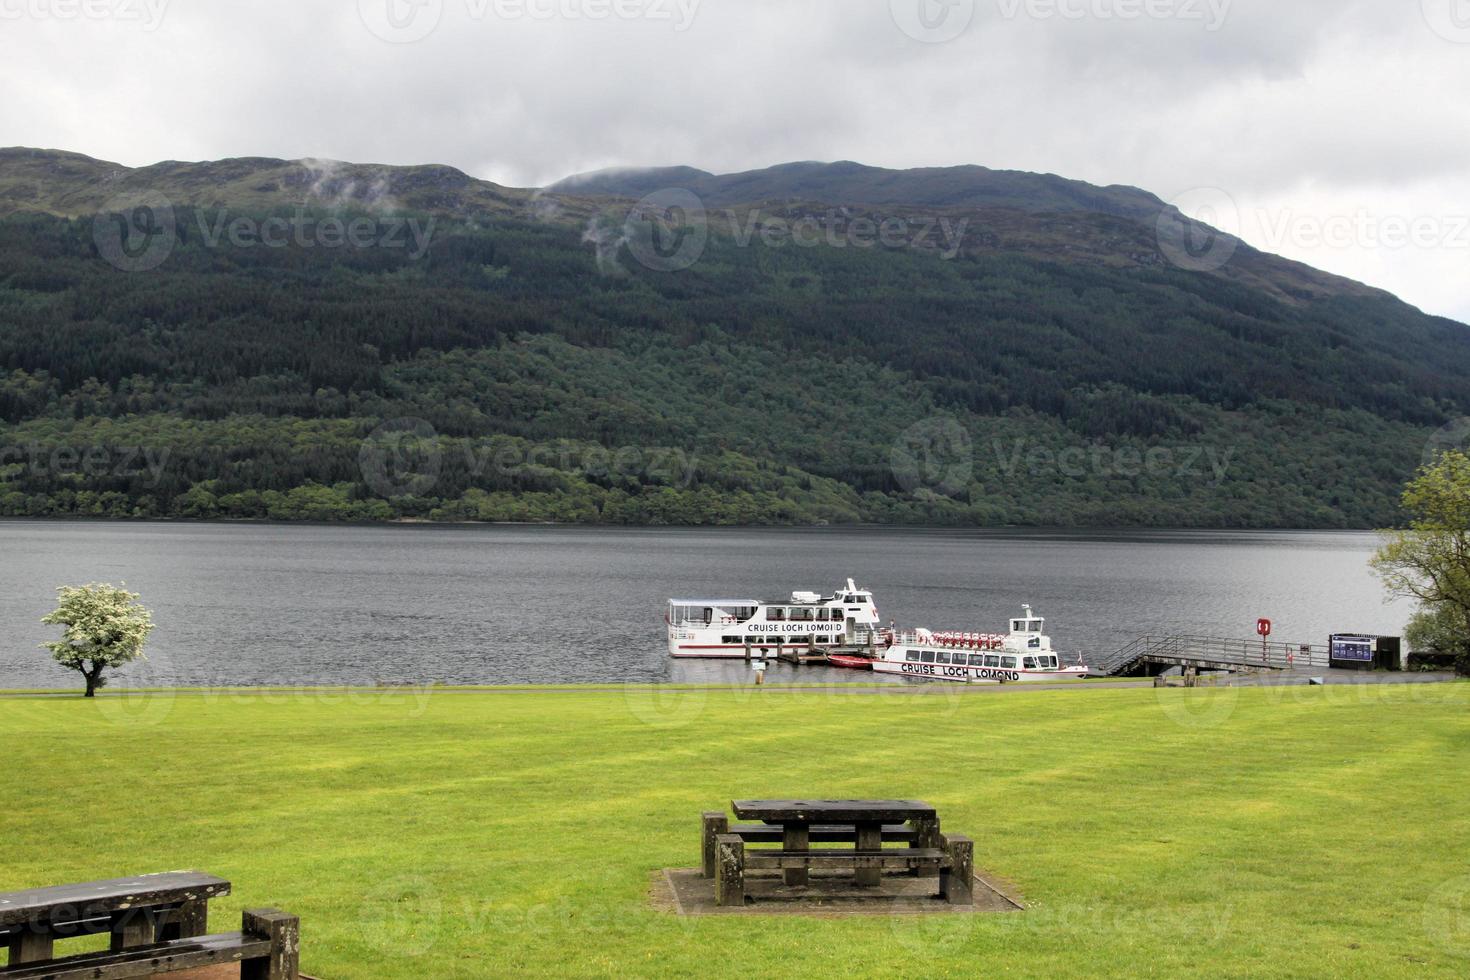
[0,521,1410,688]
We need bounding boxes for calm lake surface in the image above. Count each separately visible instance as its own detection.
[0,521,1411,689]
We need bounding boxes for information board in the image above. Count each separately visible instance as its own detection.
[1329,634,1375,663]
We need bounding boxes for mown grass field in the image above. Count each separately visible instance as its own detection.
[3,682,1468,978]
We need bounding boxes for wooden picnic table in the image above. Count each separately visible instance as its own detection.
[0,871,298,979]
[0,872,230,966]
[731,799,941,887]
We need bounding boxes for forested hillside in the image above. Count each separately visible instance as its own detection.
[1,151,1467,527]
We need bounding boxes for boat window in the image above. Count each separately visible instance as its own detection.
[982,654,997,667]
[722,635,740,644]
[920,651,936,664]
[965,654,982,666]
[936,652,951,665]
[1024,657,1037,669]
[766,608,786,621]
[1029,638,1042,649]
[857,595,871,603]
[905,650,920,662]
[816,609,828,621]
[1011,621,1023,632]
[1001,656,1018,669]
[791,608,813,622]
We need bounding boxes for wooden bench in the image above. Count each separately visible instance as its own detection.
[0,873,297,979]
[701,800,974,907]
[701,815,918,874]
[715,834,974,907]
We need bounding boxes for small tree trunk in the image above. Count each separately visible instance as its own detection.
[83,664,103,698]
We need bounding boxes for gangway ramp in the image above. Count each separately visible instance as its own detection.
[1099,635,1330,677]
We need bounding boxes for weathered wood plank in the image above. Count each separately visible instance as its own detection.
[701,812,728,879]
[714,835,745,908]
[940,835,975,906]
[911,815,943,878]
[5,928,53,966]
[912,816,943,849]
[163,900,208,941]
[0,873,230,929]
[731,800,936,823]
[742,849,948,871]
[726,823,918,843]
[854,822,883,887]
[0,933,268,980]
[782,823,810,887]
[108,908,155,952]
[239,909,299,980]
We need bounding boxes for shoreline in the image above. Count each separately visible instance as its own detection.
[2,671,1460,699]
[0,516,1396,534]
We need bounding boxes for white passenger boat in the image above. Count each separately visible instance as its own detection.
[871,605,1089,683]
[666,579,885,658]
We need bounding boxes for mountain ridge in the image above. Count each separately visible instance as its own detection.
[0,147,1403,312]
[549,159,1172,221]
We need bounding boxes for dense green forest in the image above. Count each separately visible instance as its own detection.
[1,190,1467,527]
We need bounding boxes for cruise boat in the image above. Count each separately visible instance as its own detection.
[870,605,1089,683]
[666,579,885,658]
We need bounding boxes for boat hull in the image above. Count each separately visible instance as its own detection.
[670,644,818,658]
[872,660,1089,683]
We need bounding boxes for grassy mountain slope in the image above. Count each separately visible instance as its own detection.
[551,160,1170,218]
[0,149,1465,527]
[0,147,532,219]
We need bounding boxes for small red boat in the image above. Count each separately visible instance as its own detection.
[827,654,875,671]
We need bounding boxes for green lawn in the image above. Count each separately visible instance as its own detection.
[3,683,1468,978]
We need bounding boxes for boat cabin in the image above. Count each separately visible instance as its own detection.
[899,649,1063,671]
[1008,604,1050,651]
[666,579,882,658]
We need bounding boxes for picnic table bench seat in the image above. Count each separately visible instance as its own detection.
[714,833,973,907]
[742,847,949,871]
[724,823,918,844]
[2,924,271,980]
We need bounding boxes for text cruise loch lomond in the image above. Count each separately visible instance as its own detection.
[666,579,885,658]
[871,605,1089,683]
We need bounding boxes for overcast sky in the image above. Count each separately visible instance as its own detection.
[1,0,1467,322]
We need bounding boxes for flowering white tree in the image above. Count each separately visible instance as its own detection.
[40,583,155,697]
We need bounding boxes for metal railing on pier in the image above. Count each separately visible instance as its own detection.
[1100,635,1330,676]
